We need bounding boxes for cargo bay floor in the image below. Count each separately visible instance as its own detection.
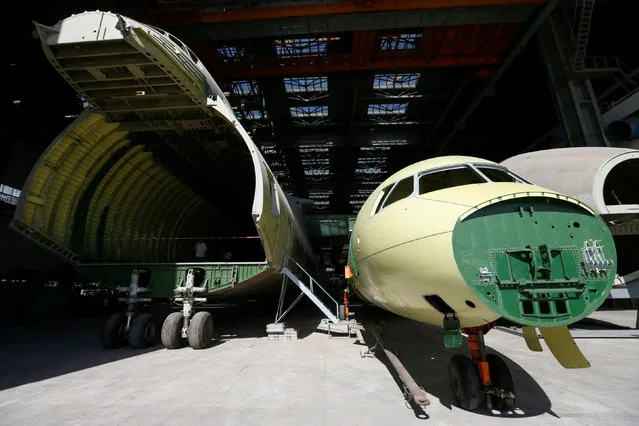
[1,308,638,426]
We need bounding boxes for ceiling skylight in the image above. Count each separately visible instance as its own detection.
[275,38,328,58]
[291,105,329,118]
[284,77,328,93]
[373,73,420,90]
[368,103,407,115]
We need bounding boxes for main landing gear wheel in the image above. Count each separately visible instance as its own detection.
[101,313,127,349]
[449,354,485,411]
[161,312,185,349]
[487,353,516,410]
[188,311,213,349]
[128,313,157,349]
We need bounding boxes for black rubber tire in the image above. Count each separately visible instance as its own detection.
[161,312,184,349]
[187,311,214,349]
[487,353,516,410]
[101,312,127,349]
[128,313,157,349]
[449,354,484,411]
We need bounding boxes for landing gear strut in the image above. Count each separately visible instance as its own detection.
[448,323,515,411]
[101,269,156,349]
[161,268,213,350]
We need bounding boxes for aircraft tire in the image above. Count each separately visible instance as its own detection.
[187,311,214,349]
[101,312,127,349]
[161,312,184,349]
[448,354,484,411]
[487,353,516,410]
[128,313,157,349]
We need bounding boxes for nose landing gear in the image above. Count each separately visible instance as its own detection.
[448,324,515,411]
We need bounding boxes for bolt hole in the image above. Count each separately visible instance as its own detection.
[534,221,538,224]
[589,288,597,293]
[573,222,580,228]
[551,225,555,229]
[465,300,476,308]
[486,291,491,296]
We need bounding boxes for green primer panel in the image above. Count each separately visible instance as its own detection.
[452,197,617,327]
[77,262,271,298]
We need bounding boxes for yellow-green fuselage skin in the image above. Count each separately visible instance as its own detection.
[348,156,596,329]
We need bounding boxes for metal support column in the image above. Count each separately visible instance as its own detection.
[537,10,607,147]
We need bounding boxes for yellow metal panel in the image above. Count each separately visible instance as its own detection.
[102,152,152,259]
[125,165,173,260]
[121,164,172,260]
[107,158,158,260]
[66,136,130,243]
[539,326,590,369]
[522,326,543,352]
[85,146,145,257]
[136,175,184,261]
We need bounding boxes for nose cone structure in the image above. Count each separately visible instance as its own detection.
[452,194,616,327]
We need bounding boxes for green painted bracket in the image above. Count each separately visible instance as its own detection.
[443,316,461,349]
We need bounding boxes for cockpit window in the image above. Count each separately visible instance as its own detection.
[419,166,484,195]
[476,166,518,183]
[381,176,414,210]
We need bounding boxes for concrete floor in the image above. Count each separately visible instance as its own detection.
[1,309,638,426]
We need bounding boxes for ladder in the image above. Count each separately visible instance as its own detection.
[9,220,79,263]
[571,0,596,72]
[280,257,340,324]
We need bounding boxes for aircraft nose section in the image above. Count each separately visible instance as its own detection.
[451,195,617,327]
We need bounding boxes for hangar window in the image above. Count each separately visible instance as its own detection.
[218,46,243,60]
[231,80,259,96]
[418,167,484,195]
[0,184,20,206]
[604,159,639,206]
[275,38,328,57]
[379,33,422,51]
[245,109,265,120]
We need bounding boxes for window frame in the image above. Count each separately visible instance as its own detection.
[370,176,416,216]
[471,163,531,184]
[417,165,487,195]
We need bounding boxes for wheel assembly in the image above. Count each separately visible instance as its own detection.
[448,353,484,410]
[101,312,127,349]
[188,311,214,349]
[486,353,516,410]
[161,312,185,349]
[128,313,157,349]
[449,324,516,411]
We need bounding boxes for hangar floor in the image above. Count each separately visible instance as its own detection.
[1,308,638,425]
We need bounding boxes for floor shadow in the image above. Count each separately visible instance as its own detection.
[0,316,164,391]
[355,307,554,419]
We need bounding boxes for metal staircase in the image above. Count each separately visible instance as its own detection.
[280,257,340,324]
[597,60,639,111]
[571,0,596,72]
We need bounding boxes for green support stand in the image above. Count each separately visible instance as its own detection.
[443,315,461,348]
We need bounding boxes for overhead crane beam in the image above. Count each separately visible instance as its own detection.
[206,55,499,78]
[149,0,545,26]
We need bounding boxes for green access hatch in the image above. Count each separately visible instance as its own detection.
[452,196,617,327]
